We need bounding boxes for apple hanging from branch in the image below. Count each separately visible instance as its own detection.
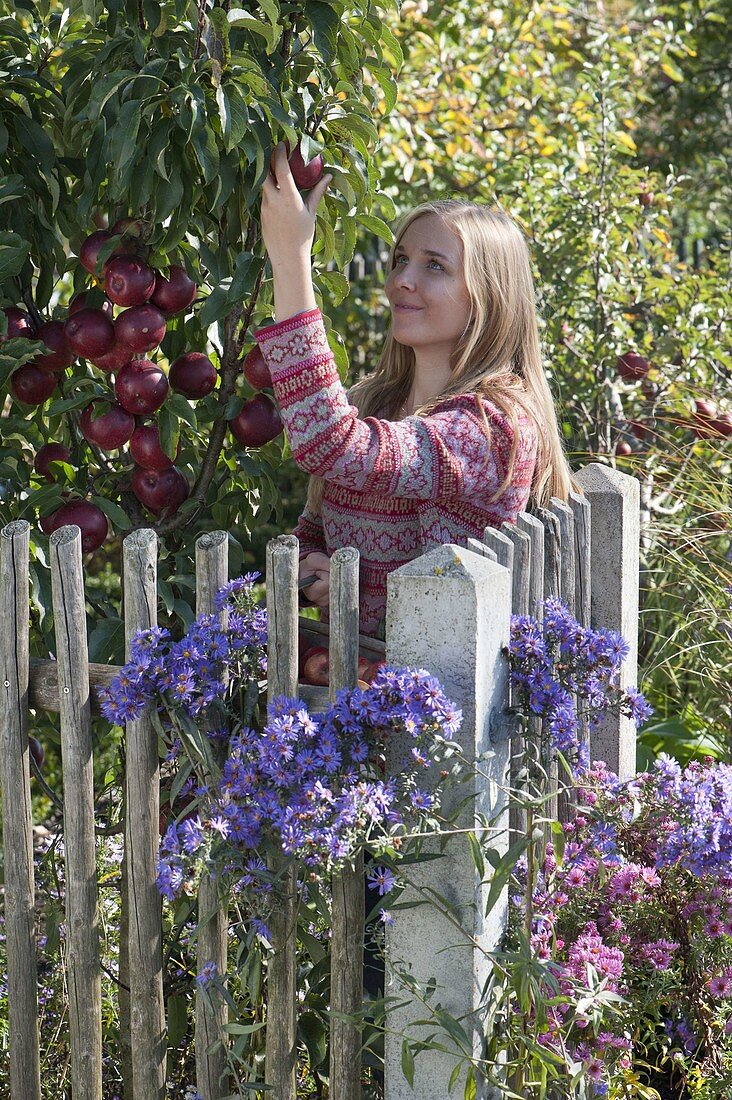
[228,394,283,447]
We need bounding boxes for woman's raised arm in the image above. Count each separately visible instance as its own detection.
[260,143,332,322]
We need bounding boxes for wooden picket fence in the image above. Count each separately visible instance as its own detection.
[0,460,640,1100]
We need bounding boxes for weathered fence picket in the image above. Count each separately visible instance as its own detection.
[0,520,42,1100]
[50,525,103,1100]
[263,534,300,1100]
[194,530,230,1100]
[328,546,364,1100]
[0,460,639,1099]
[123,527,167,1099]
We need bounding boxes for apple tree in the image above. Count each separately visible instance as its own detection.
[0,0,400,665]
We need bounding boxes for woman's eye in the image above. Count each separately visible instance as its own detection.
[429,260,443,270]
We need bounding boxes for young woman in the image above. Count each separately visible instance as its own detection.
[254,143,582,637]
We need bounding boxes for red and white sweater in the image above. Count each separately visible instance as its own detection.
[255,308,538,637]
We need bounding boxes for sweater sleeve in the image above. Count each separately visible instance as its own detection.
[255,308,538,504]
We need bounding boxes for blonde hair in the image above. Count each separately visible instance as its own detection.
[307,199,582,515]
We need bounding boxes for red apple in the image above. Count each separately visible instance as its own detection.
[104,255,156,307]
[363,660,387,683]
[114,304,166,353]
[69,291,114,317]
[132,465,189,517]
[35,443,71,481]
[39,511,59,536]
[89,340,135,373]
[29,735,45,769]
[10,364,57,405]
[64,308,116,359]
[287,145,325,190]
[169,352,217,399]
[357,656,372,681]
[114,358,169,415]
[1,306,34,341]
[692,399,718,439]
[242,345,273,390]
[33,320,75,372]
[302,646,329,686]
[80,400,135,450]
[710,412,732,437]
[616,352,650,381]
[229,394,283,447]
[79,230,112,275]
[51,499,109,552]
[151,265,197,315]
[129,424,179,470]
[616,439,633,456]
[639,191,654,207]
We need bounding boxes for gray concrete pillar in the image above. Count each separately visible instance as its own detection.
[574,463,640,778]
[383,544,512,1100]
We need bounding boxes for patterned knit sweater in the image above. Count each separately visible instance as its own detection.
[255,308,539,637]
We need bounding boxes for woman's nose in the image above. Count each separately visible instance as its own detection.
[393,262,415,289]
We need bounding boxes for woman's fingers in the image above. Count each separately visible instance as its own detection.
[304,172,333,215]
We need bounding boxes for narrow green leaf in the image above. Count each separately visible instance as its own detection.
[166,993,188,1048]
[401,1039,415,1086]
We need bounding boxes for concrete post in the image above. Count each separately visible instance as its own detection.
[383,545,512,1100]
[574,463,640,778]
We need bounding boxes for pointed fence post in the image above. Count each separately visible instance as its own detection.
[195,531,230,1100]
[123,528,167,1099]
[574,464,640,778]
[264,534,300,1100]
[329,547,365,1100]
[50,525,102,1100]
[0,520,42,1100]
[383,545,512,1100]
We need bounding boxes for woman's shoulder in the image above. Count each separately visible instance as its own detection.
[431,390,537,432]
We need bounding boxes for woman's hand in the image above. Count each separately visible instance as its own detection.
[261,144,332,273]
[299,551,331,611]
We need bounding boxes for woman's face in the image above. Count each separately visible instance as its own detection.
[384,214,472,358]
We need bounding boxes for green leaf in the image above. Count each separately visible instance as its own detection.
[378,22,404,68]
[357,213,394,245]
[199,286,231,328]
[401,1039,415,1086]
[227,9,279,51]
[166,993,189,1048]
[466,831,485,879]
[0,231,31,283]
[92,495,132,531]
[167,393,198,429]
[298,1011,327,1069]
[87,617,125,663]
[660,59,684,83]
[191,122,220,184]
[484,837,529,918]
[107,99,142,172]
[306,1,340,64]
[222,1020,266,1036]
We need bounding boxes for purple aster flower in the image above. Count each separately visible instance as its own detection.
[367,866,396,896]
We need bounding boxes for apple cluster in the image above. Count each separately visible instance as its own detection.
[614,351,732,454]
[3,213,289,552]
